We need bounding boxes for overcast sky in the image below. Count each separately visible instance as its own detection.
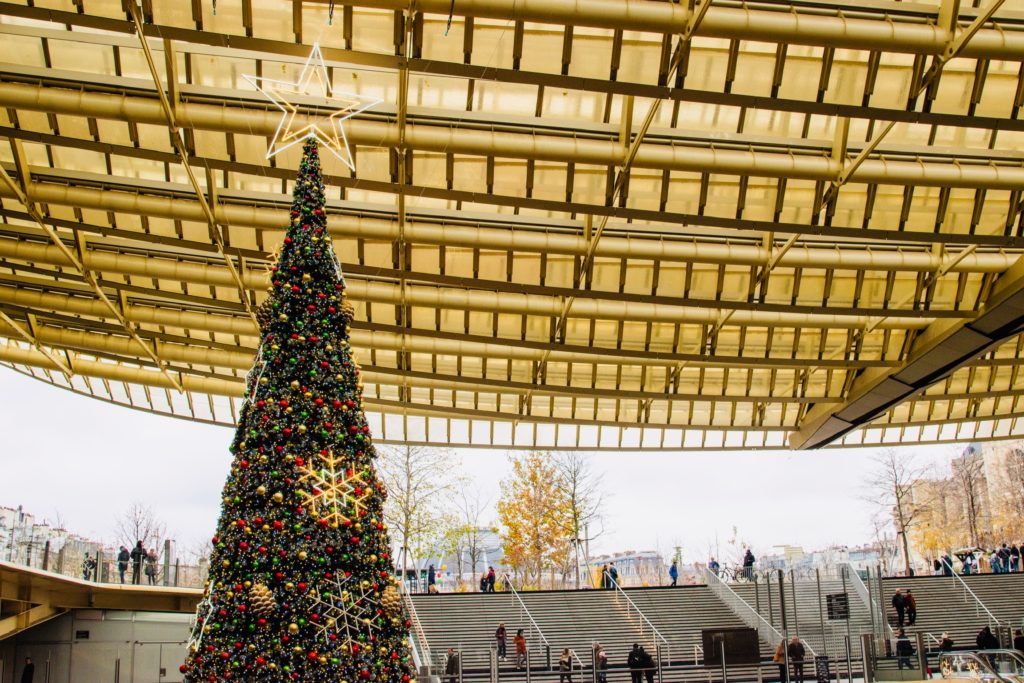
[0,367,961,564]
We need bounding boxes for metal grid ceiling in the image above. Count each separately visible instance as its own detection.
[1,0,1024,449]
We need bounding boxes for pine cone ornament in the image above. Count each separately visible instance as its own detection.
[249,583,276,617]
[382,584,402,616]
[255,299,274,330]
[340,299,355,325]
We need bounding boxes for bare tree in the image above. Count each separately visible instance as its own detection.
[452,490,490,585]
[952,451,987,547]
[553,452,604,588]
[864,449,926,576]
[377,445,462,578]
[114,502,168,557]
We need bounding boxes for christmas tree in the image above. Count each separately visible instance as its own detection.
[182,139,416,683]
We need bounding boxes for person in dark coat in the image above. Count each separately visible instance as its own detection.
[1013,629,1024,652]
[668,562,679,586]
[117,546,130,583]
[787,637,805,683]
[609,563,619,588]
[895,629,915,670]
[428,564,436,592]
[939,633,954,652]
[600,564,610,589]
[977,626,999,650]
[594,644,608,683]
[905,589,917,626]
[20,657,34,683]
[942,554,954,577]
[495,623,507,660]
[627,643,643,683]
[639,646,655,683]
[445,648,459,683]
[891,589,906,627]
[130,540,145,585]
[487,566,496,592]
[558,648,574,683]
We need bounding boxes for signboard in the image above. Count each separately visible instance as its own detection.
[814,655,830,683]
[826,593,850,620]
[701,628,761,666]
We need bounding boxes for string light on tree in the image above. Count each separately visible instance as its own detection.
[243,43,381,170]
[181,139,414,683]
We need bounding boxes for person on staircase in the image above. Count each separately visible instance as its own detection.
[668,561,679,587]
[495,623,507,661]
[559,648,574,683]
[428,564,436,593]
[609,562,619,588]
[787,637,805,683]
[939,633,954,652]
[895,629,915,670]
[905,589,917,626]
[638,646,655,683]
[445,648,460,683]
[773,639,788,682]
[600,564,609,589]
[977,626,999,650]
[487,566,496,592]
[933,558,942,576]
[1012,544,1021,572]
[594,644,608,683]
[891,589,907,628]
[514,629,528,670]
[1013,629,1024,652]
[627,643,643,683]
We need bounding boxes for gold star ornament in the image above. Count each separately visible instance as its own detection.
[243,43,381,170]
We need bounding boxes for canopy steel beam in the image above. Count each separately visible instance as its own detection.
[321,0,1024,59]
[0,283,896,370]
[125,3,258,327]
[3,82,1024,190]
[791,253,1024,448]
[0,145,183,391]
[4,7,1024,136]
[0,235,937,330]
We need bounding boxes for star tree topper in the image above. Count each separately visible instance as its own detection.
[243,44,381,170]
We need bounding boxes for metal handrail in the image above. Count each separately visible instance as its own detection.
[400,581,433,670]
[703,568,818,657]
[948,567,1004,628]
[839,563,895,641]
[609,577,670,651]
[503,574,552,650]
[938,650,1015,682]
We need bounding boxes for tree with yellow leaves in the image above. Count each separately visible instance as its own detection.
[497,451,574,588]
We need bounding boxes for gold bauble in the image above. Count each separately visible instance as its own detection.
[290,380,300,389]
[272,492,284,503]
[288,623,299,634]
[298,425,307,433]
[298,551,308,560]
[302,273,312,281]
[244,581,252,588]
[278,313,288,321]
[256,486,267,495]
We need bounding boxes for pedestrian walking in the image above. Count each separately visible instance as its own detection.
[600,564,610,589]
[480,572,488,592]
[428,564,436,592]
[609,562,619,588]
[559,648,573,683]
[787,637,805,683]
[668,562,679,587]
[595,645,608,683]
[495,623,507,660]
[627,643,643,683]
[895,629,915,670]
[445,648,459,683]
[20,657,34,683]
[708,557,720,575]
[514,629,527,670]
[891,589,906,628]
[487,566,496,592]
[933,558,942,576]
[1013,629,1024,652]
[117,546,130,584]
[130,540,145,585]
[773,640,787,682]
[939,633,954,652]
[1012,545,1021,572]
[905,589,917,626]
[942,554,954,577]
